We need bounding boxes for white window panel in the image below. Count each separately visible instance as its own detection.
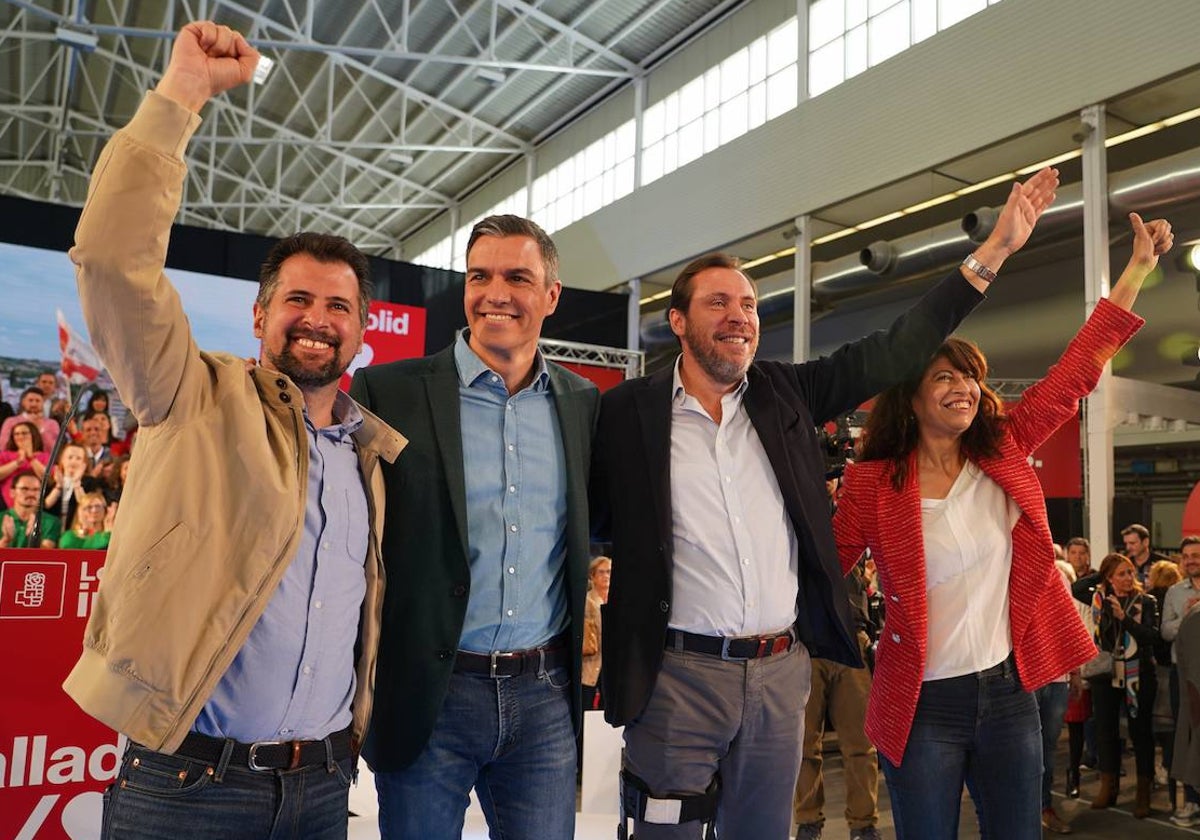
[767,68,799,119]
[586,140,604,181]
[663,136,680,176]
[531,177,548,212]
[678,120,704,166]
[720,93,749,145]
[869,2,910,64]
[703,112,721,154]
[809,0,846,48]
[912,0,938,41]
[664,93,680,135]
[643,102,666,146]
[584,178,603,216]
[846,0,868,28]
[643,141,665,185]
[869,0,902,14]
[721,48,749,102]
[809,37,845,96]
[614,159,635,199]
[679,77,705,125]
[705,67,722,111]
[749,36,768,85]
[768,18,799,74]
[602,169,615,205]
[845,23,868,78]
[748,82,767,129]
[615,121,635,158]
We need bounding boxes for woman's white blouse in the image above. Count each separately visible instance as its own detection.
[920,461,1019,681]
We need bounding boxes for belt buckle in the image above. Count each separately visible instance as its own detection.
[719,637,743,661]
[247,740,283,772]
[489,650,520,678]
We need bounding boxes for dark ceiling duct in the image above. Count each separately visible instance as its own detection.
[639,146,1200,348]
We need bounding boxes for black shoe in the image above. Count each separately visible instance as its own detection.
[1067,768,1080,798]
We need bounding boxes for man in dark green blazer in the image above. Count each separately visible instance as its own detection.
[350,215,599,840]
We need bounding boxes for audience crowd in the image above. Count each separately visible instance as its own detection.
[0,371,125,549]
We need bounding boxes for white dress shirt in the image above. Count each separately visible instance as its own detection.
[667,359,798,637]
[920,461,1018,680]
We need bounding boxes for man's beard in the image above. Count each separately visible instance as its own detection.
[684,321,755,385]
[266,332,349,388]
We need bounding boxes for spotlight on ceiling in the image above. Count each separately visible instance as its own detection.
[388,152,414,167]
[55,25,99,52]
[1184,242,1200,274]
[475,67,507,86]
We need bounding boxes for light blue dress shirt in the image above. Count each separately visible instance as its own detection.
[454,330,570,653]
[193,391,369,742]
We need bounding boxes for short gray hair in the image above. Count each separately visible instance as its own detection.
[466,215,559,286]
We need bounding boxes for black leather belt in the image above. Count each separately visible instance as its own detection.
[454,636,570,677]
[174,727,352,771]
[666,628,795,661]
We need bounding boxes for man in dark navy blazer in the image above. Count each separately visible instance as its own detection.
[590,169,1059,839]
[352,215,599,840]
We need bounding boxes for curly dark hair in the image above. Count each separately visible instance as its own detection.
[857,337,1006,490]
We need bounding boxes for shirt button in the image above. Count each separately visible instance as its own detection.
[506,609,514,617]
[280,728,292,735]
[734,516,741,524]
[741,558,750,566]
[302,665,312,675]
[891,633,901,643]
[509,485,516,493]
[491,375,500,383]
[724,476,731,483]
[507,444,515,451]
[891,595,899,603]
[321,541,330,551]
[509,524,518,533]
[275,378,287,388]
[659,600,669,613]
[508,567,516,574]
[280,392,292,403]
[506,404,513,411]
[315,600,323,609]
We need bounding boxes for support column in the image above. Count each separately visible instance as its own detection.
[626,277,641,353]
[792,215,812,362]
[1080,103,1113,556]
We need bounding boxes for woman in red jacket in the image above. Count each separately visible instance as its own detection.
[833,213,1172,839]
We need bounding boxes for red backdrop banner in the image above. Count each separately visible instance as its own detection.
[1,549,120,839]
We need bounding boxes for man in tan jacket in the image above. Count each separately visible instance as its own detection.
[62,21,405,840]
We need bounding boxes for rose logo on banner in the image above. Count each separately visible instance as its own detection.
[1,562,67,619]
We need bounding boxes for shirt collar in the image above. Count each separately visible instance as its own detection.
[454,329,551,393]
[304,390,364,441]
[670,355,748,406]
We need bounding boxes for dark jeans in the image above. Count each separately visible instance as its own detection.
[1034,682,1069,809]
[1089,672,1156,777]
[102,740,354,839]
[373,664,576,840]
[881,656,1042,840]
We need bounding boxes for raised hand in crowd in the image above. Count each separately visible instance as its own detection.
[156,20,260,113]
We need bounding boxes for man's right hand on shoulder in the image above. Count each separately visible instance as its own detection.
[155,21,260,114]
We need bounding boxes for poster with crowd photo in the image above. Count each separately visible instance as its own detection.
[0,241,261,428]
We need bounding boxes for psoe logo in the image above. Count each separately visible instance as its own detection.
[0,562,67,619]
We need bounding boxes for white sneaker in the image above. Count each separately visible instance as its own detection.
[1156,763,1169,786]
[1172,801,1200,827]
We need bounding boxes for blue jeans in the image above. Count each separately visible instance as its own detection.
[374,665,576,840]
[101,741,354,839]
[1034,682,1069,809]
[881,655,1042,840]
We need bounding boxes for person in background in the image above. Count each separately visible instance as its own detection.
[1036,559,1079,835]
[1124,523,1170,586]
[0,420,50,507]
[1150,559,1184,799]
[0,387,60,450]
[0,470,60,548]
[1066,537,1093,582]
[834,213,1172,838]
[1159,536,1200,826]
[59,491,116,550]
[1087,551,1159,817]
[583,555,612,711]
[43,442,101,531]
